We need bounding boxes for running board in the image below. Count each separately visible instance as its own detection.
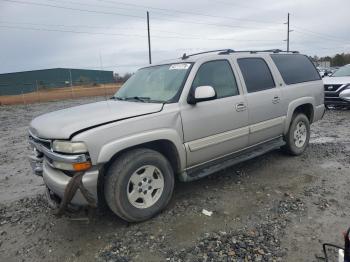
[179,137,285,182]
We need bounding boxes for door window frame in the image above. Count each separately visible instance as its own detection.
[236,57,276,94]
[187,59,241,102]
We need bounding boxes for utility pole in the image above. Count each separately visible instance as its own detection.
[69,69,73,87]
[284,13,293,52]
[147,11,152,64]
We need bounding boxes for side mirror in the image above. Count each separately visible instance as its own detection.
[188,85,217,105]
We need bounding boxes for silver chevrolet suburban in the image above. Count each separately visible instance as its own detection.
[28,49,325,222]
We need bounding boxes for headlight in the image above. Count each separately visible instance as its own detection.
[52,140,88,154]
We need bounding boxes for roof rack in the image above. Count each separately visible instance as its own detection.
[181,49,234,60]
[181,49,299,59]
[233,49,299,54]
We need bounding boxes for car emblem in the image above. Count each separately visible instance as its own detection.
[327,86,333,90]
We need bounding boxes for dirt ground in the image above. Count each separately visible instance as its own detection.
[0,98,349,262]
[0,84,121,105]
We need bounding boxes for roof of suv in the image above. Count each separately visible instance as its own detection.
[152,49,301,67]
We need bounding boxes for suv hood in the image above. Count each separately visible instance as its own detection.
[323,76,350,85]
[30,100,163,139]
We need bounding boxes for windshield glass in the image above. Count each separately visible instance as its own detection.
[114,63,192,103]
[332,65,350,77]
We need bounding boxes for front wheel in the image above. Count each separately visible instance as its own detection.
[104,148,174,222]
[283,113,310,156]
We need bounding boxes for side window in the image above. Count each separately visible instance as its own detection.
[192,60,239,99]
[270,54,321,85]
[237,58,275,93]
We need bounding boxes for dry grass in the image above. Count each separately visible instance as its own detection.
[0,83,122,105]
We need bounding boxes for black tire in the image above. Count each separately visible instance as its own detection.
[104,148,174,222]
[283,113,310,156]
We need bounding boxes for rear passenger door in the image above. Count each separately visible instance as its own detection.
[236,57,284,145]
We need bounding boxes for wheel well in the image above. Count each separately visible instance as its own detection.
[294,103,314,123]
[104,140,181,176]
[97,140,181,209]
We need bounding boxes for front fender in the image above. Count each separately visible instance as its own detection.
[97,128,186,170]
[284,97,316,134]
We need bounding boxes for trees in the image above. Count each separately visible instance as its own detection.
[316,53,350,67]
[114,72,133,83]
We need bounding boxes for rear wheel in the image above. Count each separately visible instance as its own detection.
[104,148,174,222]
[283,113,310,156]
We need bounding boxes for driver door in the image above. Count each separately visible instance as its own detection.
[180,59,249,167]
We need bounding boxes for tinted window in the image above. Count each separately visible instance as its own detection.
[192,60,239,98]
[271,54,321,85]
[238,58,275,93]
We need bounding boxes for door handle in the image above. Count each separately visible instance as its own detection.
[272,96,280,104]
[235,102,247,112]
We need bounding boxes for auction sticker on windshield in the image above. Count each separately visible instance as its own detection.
[169,63,191,70]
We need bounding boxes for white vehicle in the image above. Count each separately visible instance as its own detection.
[323,64,350,107]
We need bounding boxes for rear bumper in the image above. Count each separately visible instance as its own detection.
[42,161,99,206]
[325,99,350,106]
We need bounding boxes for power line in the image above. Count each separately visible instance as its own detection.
[0,24,283,42]
[293,26,350,43]
[293,30,350,45]
[98,0,282,25]
[0,20,283,39]
[1,0,145,19]
[1,0,284,32]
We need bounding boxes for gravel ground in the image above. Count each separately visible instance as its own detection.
[0,98,349,262]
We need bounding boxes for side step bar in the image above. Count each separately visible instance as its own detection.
[180,137,285,182]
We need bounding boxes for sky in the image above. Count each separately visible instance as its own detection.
[0,0,349,74]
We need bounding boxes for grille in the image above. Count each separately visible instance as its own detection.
[29,133,51,149]
[324,84,342,92]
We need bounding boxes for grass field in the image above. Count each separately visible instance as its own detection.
[0,83,122,105]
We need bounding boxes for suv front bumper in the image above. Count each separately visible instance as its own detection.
[28,134,99,206]
[42,161,99,206]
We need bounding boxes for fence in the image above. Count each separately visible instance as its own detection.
[0,82,122,105]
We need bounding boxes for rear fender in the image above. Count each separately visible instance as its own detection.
[284,97,315,134]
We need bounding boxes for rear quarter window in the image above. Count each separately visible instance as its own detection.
[271,54,321,85]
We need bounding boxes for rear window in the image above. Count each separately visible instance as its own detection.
[271,54,321,85]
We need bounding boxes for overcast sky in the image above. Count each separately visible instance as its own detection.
[1,0,349,74]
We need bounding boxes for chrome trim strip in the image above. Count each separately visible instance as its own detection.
[187,126,249,152]
[249,116,285,133]
[186,136,283,170]
[29,140,87,163]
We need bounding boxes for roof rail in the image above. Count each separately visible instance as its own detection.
[181,49,234,60]
[231,49,299,54]
[180,49,299,60]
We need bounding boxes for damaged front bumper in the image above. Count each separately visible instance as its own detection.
[28,133,99,207]
[42,162,99,206]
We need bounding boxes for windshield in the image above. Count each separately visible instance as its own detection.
[114,63,192,103]
[332,65,350,77]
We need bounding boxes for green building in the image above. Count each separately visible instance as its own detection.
[0,68,114,96]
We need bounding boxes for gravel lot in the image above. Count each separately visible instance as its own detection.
[0,98,349,262]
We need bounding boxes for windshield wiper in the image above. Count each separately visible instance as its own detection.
[110,96,124,100]
[123,96,151,102]
[111,96,164,103]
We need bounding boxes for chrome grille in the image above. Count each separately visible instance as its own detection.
[28,132,51,150]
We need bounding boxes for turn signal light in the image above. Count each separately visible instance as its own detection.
[73,162,92,171]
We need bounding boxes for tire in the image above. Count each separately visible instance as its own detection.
[104,148,174,222]
[283,113,310,156]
